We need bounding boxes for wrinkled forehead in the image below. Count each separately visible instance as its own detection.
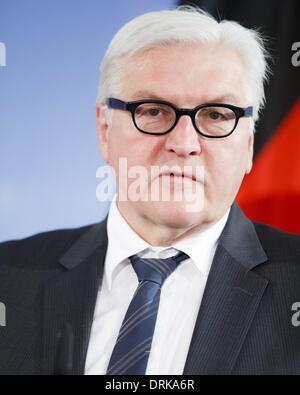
[118,43,249,107]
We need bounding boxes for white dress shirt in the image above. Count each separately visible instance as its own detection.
[85,197,230,375]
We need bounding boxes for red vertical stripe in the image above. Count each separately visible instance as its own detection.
[237,100,300,234]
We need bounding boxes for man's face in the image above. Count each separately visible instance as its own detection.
[97,44,254,235]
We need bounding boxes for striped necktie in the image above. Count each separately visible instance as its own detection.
[106,250,189,375]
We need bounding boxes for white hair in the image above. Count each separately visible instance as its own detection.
[97,6,270,121]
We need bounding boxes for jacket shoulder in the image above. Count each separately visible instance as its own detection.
[0,224,98,270]
[253,221,300,263]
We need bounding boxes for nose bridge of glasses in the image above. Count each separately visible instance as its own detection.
[177,107,196,118]
[175,108,198,129]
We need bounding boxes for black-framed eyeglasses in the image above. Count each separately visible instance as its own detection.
[107,98,253,138]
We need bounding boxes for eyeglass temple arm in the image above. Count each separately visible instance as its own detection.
[107,98,127,110]
[244,106,253,117]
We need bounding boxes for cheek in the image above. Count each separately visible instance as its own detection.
[204,138,249,186]
[107,127,158,177]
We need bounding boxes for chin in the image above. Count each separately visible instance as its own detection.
[145,200,204,229]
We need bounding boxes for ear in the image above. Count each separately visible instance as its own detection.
[245,130,254,174]
[96,104,110,163]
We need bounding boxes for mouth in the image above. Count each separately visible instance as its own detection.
[159,169,198,182]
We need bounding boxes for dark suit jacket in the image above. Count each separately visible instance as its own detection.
[0,203,300,375]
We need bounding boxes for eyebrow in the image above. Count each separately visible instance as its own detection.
[130,90,240,105]
[204,94,240,104]
[130,90,166,101]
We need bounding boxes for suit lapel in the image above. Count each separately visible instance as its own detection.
[184,203,269,375]
[42,219,108,375]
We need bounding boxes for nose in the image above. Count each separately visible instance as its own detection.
[164,115,201,157]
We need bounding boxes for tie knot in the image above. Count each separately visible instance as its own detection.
[129,251,189,286]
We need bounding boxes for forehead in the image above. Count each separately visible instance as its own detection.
[120,44,247,106]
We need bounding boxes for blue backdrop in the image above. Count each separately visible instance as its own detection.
[0,0,175,242]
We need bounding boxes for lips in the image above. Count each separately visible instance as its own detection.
[159,169,198,182]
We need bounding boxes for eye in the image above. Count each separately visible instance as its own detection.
[135,103,175,123]
[208,111,225,120]
[199,108,235,122]
[146,108,162,117]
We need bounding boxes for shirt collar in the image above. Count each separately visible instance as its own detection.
[171,209,230,277]
[105,196,149,290]
[105,195,230,290]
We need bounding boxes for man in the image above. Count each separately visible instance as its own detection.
[0,7,300,375]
